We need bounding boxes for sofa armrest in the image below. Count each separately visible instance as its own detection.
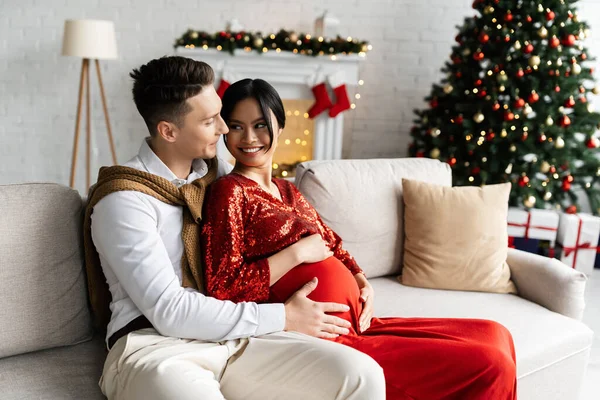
[506,248,587,320]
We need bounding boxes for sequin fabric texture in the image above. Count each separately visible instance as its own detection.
[201,173,362,303]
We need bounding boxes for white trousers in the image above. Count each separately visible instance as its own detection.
[100,328,385,400]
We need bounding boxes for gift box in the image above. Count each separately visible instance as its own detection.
[556,213,600,275]
[507,208,560,242]
[538,240,562,259]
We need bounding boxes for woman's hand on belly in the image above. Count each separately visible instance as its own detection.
[293,234,334,264]
[355,273,374,332]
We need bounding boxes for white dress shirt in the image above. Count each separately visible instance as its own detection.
[91,139,285,346]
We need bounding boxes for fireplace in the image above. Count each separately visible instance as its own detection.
[176,48,364,176]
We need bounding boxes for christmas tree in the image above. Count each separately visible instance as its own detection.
[409,0,600,214]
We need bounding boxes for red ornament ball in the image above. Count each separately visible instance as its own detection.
[514,98,525,108]
[528,92,540,103]
[455,115,464,124]
[478,90,487,98]
[546,11,555,20]
[516,69,525,78]
[492,103,501,111]
[504,12,514,22]
[562,34,576,46]
[472,166,481,174]
[582,53,588,61]
[562,181,572,191]
[475,79,483,86]
[550,37,560,48]
[524,43,534,54]
[416,151,425,158]
[448,157,457,167]
[487,132,496,141]
[430,98,439,108]
[456,71,463,78]
[504,111,515,121]
[559,115,571,127]
[518,176,530,187]
[580,96,587,103]
[473,51,485,61]
[479,33,490,44]
[566,205,578,214]
[586,137,599,148]
[526,15,533,23]
[555,85,561,93]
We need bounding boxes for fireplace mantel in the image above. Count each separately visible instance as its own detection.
[176,48,365,161]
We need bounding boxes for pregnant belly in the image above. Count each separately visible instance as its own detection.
[269,257,362,332]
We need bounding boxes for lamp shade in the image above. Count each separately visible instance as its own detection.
[62,19,118,60]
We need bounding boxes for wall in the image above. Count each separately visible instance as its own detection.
[1,0,599,189]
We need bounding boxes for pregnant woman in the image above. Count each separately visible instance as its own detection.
[201,78,517,400]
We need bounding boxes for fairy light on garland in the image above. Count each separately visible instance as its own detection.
[175,28,371,57]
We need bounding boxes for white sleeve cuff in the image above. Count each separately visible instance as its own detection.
[255,303,286,336]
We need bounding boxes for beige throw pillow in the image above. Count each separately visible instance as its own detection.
[401,179,517,294]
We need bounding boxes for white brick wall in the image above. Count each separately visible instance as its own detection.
[1,0,599,189]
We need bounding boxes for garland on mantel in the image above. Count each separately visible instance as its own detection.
[174,29,371,57]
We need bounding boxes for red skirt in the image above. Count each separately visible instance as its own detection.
[270,257,517,400]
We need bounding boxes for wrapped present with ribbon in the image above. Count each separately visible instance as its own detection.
[556,213,600,275]
[507,208,559,255]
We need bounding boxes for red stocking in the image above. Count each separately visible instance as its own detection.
[307,74,333,119]
[328,71,351,118]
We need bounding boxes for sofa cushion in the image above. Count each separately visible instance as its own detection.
[401,179,517,294]
[0,335,105,399]
[295,158,452,278]
[0,184,92,358]
[369,276,594,379]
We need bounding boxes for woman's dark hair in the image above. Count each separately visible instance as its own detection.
[130,56,214,136]
[220,79,286,150]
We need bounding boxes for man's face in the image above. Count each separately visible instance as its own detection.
[172,86,228,160]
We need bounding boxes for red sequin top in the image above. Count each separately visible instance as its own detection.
[201,173,362,303]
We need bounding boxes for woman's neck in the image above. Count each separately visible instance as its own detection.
[232,164,273,188]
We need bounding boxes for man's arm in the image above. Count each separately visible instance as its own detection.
[91,191,284,341]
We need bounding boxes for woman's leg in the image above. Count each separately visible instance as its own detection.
[337,318,517,400]
[220,330,386,400]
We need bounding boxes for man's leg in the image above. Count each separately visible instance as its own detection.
[220,331,386,400]
[100,328,237,400]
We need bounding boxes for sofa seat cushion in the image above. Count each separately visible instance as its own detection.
[0,335,105,399]
[369,276,594,379]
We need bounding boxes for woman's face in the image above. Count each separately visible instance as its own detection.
[226,97,282,169]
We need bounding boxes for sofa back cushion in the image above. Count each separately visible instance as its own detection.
[295,158,452,278]
[0,184,92,358]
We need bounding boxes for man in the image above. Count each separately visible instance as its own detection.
[89,56,385,400]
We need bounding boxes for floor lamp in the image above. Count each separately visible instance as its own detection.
[61,19,118,189]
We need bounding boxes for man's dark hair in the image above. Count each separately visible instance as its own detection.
[220,79,286,151]
[130,56,215,136]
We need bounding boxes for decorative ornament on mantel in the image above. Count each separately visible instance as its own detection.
[174,28,371,58]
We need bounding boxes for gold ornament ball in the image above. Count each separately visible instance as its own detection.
[462,48,471,56]
[588,104,596,113]
[572,63,582,75]
[499,85,506,92]
[190,31,199,39]
[510,144,517,152]
[593,86,600,95]
[529,56,541,67]
[544,192,552,201]
[514,41,522,50]
[558,106,565,113]
[524,105,533,115]
[524,195,537,208]
[538,27,548,38]
[431,128,441,137]
[546,116,554,126]
[361,44,369,52]
[555,137,565,149]
[501,129,508,137]
[254,37,264,47]
[505,163,513,174]
[443,84,453,94]
[484,5,495,14]
[541,161,551,173]
[556,58,563,66]
[497,74,508,82]
[430,148,441,159]
[289,32,299,42]
[474,112,485,123]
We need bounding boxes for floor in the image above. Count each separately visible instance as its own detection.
[581,268,599,399]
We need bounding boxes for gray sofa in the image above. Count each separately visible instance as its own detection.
[0,158,594,399]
